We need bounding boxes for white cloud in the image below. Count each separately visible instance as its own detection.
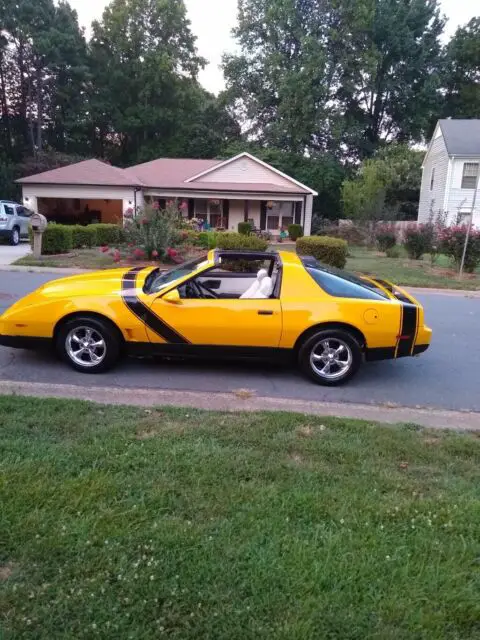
[68,0,478,94]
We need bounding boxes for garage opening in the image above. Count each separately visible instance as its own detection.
[37,198,123,225]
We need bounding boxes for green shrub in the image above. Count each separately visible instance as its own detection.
[440,226,480,273]
[404,224,433,260]
[238,222,252,235]
[72,225,97,249]
[198,231,218,249]
[386,245,401,259]
[323,224,368,246]
[122,205,182,260]
[181,230,202,246]
[296,236,348,269]
[288,223,303,241]
[375,225,397,252]
[216,232,268,252]
[89,223,123,246]
[41,224,73,255]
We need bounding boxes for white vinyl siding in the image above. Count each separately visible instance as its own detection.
[418,132,449,223]
[194,156,295,188]
[446,158,480,226]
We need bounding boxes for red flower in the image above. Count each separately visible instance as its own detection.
[167,248,178,258]
[152,250,159,258]
[100,245,109,253]
[152,201,160,210]
[141,217,149,225]
[133,248,146,259]
[180,201,188,211]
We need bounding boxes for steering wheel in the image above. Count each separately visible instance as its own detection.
[196,281,219,299]
[184,280,218,299]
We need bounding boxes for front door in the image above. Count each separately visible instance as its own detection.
[146,297,282,348]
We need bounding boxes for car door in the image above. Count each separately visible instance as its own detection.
[146,277,282,348]
[15,206,30,236]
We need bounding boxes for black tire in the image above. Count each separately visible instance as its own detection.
[56,316,122,374]
[298,329,363,386]
[9,227,20,246]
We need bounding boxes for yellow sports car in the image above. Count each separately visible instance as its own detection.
[0,249,431,385]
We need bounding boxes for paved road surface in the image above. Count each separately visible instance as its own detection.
[1,271,479,413]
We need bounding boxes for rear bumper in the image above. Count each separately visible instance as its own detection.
[366,342,430,362]
[0,335,51,350]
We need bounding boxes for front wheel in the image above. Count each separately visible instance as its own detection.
[56,317,121,373]
[298,329,363,386]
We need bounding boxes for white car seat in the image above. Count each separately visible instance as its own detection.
[240,269,270,299]
[257,276,273,298]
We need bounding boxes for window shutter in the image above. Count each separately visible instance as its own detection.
[222,199,230,229]
[188,199,195,219]
[294,202,302,224]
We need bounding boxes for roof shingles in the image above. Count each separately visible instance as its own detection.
[439,119,480,156]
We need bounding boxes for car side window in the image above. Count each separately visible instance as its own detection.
[306,267,387,301]
[4,205,15,216]
[16,206,29,217]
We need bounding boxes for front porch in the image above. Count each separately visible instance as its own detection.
[144,195,307,237]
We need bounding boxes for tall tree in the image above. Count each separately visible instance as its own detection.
[224,0,445,159]
[442,17,480,120]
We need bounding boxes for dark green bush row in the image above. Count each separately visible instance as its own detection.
[216,232,269,252]
[37,223,125,255]
[296,236,348,269]
[41,225,73,255]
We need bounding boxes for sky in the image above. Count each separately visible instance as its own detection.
[68,0,479,95]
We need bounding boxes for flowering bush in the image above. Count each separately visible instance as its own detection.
[440,226,480,273]
[404,224,433,260]
[121,202,184,261]
[375,225,396,252]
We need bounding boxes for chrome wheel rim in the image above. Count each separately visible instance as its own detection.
[310,338,353,380]
[12,229,19,244]
[66,326,107,368]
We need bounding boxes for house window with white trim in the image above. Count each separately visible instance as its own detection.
[430,167,435,191]
[461,163,479,189]
[266,201,296,231]
[195,198,223,227]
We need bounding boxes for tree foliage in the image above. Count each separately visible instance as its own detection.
[342,145,423,221]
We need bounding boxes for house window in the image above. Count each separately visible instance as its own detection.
[430,167,435,191]
[195,198,223,226]
[461,163,479,189]
[267,215,280,230]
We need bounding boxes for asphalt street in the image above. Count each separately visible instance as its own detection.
[0,270,479,413]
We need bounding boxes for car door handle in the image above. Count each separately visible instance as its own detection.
[258,310,274,316]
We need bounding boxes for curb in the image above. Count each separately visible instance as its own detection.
[0,381,478,432]
[0,265,89,274]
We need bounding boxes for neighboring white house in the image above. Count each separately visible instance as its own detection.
[17,152,317,237]
[418,119,480,227]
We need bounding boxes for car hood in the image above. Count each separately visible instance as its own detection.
[37,267,156,299]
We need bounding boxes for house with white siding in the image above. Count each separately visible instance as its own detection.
[17,152,317,237]
[418,119,480,227]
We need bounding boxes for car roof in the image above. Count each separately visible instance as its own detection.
[0,200,20,204]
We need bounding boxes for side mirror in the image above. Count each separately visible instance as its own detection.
[163,288,181,304]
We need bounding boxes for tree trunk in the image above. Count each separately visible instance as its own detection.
[0,50,12,153]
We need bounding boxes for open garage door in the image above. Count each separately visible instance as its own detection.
[37,198,123,225]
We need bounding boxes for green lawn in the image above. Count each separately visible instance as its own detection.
[14,248,118,270]
[1,396,480,639]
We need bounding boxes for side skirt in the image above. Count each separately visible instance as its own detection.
[126,342,294,363]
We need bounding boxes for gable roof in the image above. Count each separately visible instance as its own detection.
[17,159,139,187]
[185,152,317,195]
[439,119,480,156]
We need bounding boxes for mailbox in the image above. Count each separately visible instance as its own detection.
[30,213,47,232]
[30,213,48,257]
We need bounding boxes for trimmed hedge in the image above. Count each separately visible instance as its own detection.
[238,222,252,235]
[288,223,303,240]
[296,236,348,269]
[198,231,218,249]
[89,223,124,246]
[72,225,97,249]
[41,224,73,255]
[216,232,268,252]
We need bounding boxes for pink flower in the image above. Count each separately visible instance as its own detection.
[180,201,188,211]
[152,250,159,258]
[167,200,174,207]
[141,217,149,225]
[133,248,146,259]
[152,201,160,210]
[167,248,178,258]
[100,245,109,253]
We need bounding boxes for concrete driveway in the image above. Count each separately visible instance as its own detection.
[0,270,479,414]
[0,241,31,265]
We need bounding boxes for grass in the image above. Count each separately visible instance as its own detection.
[1,396,480,639]
[14,248,118,270]
[271,243,480,289]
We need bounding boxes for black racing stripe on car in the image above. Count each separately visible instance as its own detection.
[121,268,190,345]
[396,303,418,358]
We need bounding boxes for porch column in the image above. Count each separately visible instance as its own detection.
[304,195,313,236]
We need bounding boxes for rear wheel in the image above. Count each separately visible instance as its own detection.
[56,316,121,373]
[9,227,20,246]
[298,329,363,386]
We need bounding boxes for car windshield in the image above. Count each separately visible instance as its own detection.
[145,256,209,294]
[301,257,389,300]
